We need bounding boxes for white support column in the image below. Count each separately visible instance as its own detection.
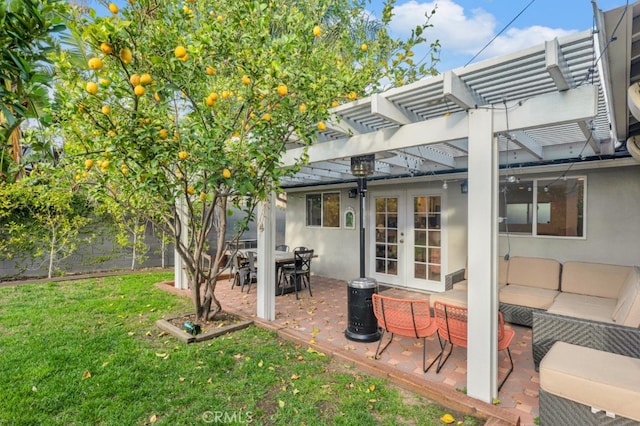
[174,197,189,289]
[257,193,276,320]
[466,107,499,402]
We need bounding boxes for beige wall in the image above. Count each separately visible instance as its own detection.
[284,164,640,285]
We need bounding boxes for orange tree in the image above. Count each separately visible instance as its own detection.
[53,0,438,320]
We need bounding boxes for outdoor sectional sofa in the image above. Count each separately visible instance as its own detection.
[437,256,640,368]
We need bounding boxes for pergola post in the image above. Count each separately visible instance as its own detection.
[256,192,276,320]
[466,107,499,402]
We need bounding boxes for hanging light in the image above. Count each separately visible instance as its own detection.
[350,154,375,177]
[442,181,448,190]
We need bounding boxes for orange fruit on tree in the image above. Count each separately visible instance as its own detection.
[120,164,129,174]
[262,113,272,121]
[313,25,321,37]
[208,92,218,102]
[107,130,116,138]
[299,103,307,113]
[178,53,189,61]
[100,42,113,54]
[205,96,215,107]
[88,57,103,70]
[85,159,94,169]
[199,192,206,202]
[174,45,187,58]
[134,85,145,96]
[178,151,189,160]
[159,129,168,140]
[206,66,216,75]
[187,186,195,195]
[120,47,133,64]
[154,92,162,102]
[129,74,141,86]
[222,168,231,179]
[317,121,327,131]
[101,105,111,115]
[86,81,98,95]
[217,15,223,22]
[347,91,357,100]
[241,75,251,85]
[108,3,118,13]
[140,73,152,85]
[277,83,288,96]
[361,43,368,51]
[331,100,339,108]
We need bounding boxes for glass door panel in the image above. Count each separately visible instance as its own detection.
[374,196,399,276]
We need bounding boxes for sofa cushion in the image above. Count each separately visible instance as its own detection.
[612,266,640,327]
[561,261,631,298]
[429,288,467,307]
[499,285,559,310]
[547,293,617,323]
[540,341,640,422]
[452,280,468,291]
[507,256,560,290]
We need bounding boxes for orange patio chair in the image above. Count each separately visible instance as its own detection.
[433,301,515,390]
[372,294,440,372]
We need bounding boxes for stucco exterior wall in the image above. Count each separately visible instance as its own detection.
[497,165,640,266]
[284,163,640,287]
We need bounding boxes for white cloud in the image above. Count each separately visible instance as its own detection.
[388,0,578,69]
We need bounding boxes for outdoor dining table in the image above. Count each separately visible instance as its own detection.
[237,249,316,295]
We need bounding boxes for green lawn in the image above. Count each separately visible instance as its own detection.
[0,273,479,425]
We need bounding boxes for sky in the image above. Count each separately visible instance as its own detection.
[370,0,630,72]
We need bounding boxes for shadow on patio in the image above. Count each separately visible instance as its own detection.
[161,276,538,425]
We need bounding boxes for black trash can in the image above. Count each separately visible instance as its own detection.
[345,277,381,342]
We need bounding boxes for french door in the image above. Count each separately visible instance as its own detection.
[369,190,445,292]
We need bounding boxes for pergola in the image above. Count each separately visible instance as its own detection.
[180,1,640,405]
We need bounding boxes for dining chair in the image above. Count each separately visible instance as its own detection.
[372,294,440,372]
[275,244,289,252]
[243,251,258,294]
[432,301,515,390]
[280,249,313,299]
[231,251,250,290]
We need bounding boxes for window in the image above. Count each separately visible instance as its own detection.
[499,177,585,237]
[306,192,340,227]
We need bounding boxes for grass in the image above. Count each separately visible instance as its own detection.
[0,273,480,425]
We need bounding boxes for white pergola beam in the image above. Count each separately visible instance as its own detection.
[577,120,602,154]
[546,38,574,91]
[299,166,348,180]
[445,139,469,153]
[443,71,488,110]
[371,93,418,125]
[325,117,366,136]
[505,130,544,159]
[284,86,598,166]
[402,146,456,169]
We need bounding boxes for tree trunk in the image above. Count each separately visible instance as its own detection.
[131,227,137,270]
[48,227,56,279]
